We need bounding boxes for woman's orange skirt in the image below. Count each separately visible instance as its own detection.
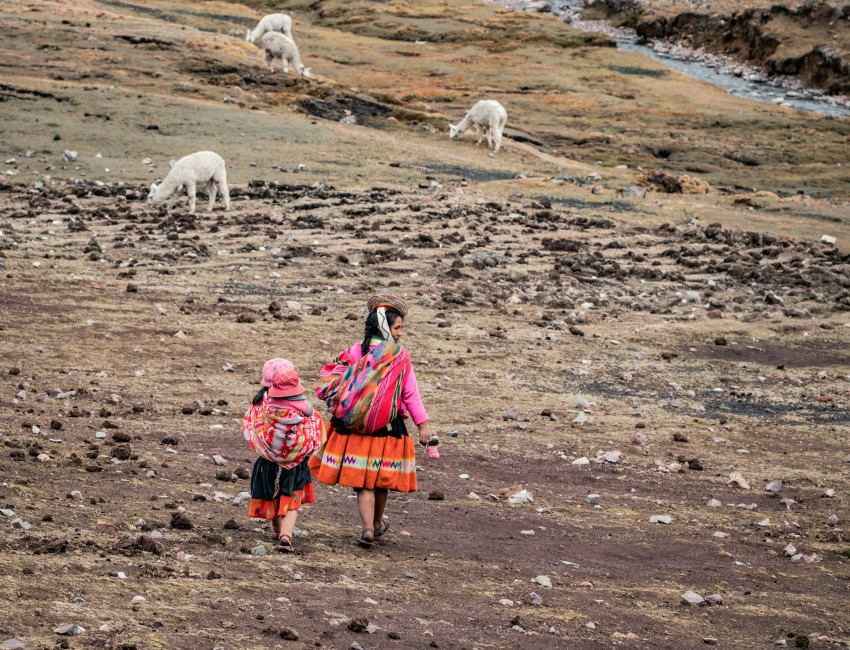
[309,422,417,493]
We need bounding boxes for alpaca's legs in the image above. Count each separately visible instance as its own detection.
[186,181,197,214]
[475,124,483,145]
[207,181,217,211]
[219,181,231,211]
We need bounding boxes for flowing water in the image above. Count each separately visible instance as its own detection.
[485,0,850,117]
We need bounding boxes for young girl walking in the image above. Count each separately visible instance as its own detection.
[243,358,324,552]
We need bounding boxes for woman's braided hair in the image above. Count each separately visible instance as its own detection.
[361,308,402,355]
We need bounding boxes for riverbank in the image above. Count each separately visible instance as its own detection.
[586,0,850,100]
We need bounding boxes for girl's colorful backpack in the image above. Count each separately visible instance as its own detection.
[242,397,324,469]
[316,340,410,435]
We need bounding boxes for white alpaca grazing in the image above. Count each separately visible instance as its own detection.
[246,13,292,43]
[261,32,311,77]
[448,100,508,153]
[147,151,230,214]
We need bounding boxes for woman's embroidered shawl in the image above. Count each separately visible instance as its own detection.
[316,340,410,435]
[242,397,324,469]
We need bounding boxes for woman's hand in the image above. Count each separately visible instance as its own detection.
[417,421,432,445]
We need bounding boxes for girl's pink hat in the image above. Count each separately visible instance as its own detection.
[261,358,305,398]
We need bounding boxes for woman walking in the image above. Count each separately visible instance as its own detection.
[310,294,432,547]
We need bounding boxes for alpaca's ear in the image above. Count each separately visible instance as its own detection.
[169,160,176,168]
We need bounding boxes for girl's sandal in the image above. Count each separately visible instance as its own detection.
[277,534,294,553]
[357,527,374,548]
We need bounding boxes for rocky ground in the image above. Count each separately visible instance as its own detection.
[1,1,849,649]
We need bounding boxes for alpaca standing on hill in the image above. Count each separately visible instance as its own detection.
[448,100,508,153]
[261,32,311,77]
[147,151,230,214]
[246,13,292,43]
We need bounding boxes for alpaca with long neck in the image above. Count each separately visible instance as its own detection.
[246,13,292,43]
[449,100,508,153]
[147,151,230,215]
[261,32,311,77]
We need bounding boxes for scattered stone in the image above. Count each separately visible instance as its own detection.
[533,575,552,588]
[765,480,783,493]
[428,491,445,501]
[212,454,228,466]
[595,451,621,464]
[571,457,590,465]
[622,185,646,198]
[11,519,31,530]
[508,490,534,504]
[54,623,85,635]
[251,545,267,555]
[586,494,599,505]
[630,432,646,445]
[348,617,369,633]
[111,445,131,460]
[650,515,672,525]
[681,591,705,606]
[170,512,192,530]
[0,639,28,650]
[95,521,120,535]
[279,626,299,640]
[707,499,722,508]
[705,594,723,606]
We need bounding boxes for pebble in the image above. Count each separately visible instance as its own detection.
[681,590,705,606]
[595,451,621,464]
[573,411,588,424]
[529,592,543,605]
[705,594,723,606]
[212,455,227,466]
[533,575,552,588]
[571,457,590,465]
[586,494,599,505]
[650,515,672,525]
[784,544,797,556]
[0,640,28,650]
[251,545,267,555]
[573,396,590,409]
[0,509,15,517]
[707,499,722,508]
[468,491,481,499]
[765,480,783,493]
[630,432,646,445]
[54,623,85,635]
[11,518,31,530]
[827,514,841,525]
[508,490,534,504]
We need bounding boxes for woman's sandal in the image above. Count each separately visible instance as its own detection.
[357,527,374,548]
[277,534,294,553]
[374,519,390,539]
